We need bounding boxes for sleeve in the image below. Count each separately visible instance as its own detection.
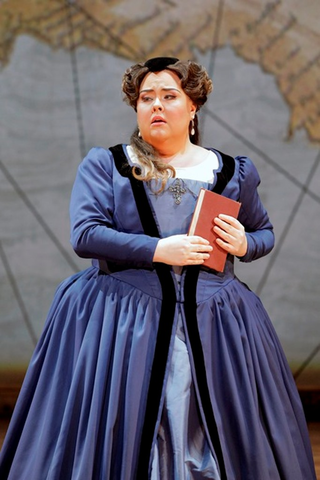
[236,156,275,263]
[69,147,159,268]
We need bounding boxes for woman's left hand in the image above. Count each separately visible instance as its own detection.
[213,214,248,257]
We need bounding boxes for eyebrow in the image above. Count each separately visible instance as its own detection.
[139,87,181,94]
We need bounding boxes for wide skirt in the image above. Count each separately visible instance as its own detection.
[0,266,316,479]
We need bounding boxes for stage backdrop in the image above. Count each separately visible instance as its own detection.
[0,0,319,409]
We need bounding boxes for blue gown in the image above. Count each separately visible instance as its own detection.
[148,175,221,479]
[0,145,316,479]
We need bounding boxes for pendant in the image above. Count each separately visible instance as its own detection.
[168,178,186,205]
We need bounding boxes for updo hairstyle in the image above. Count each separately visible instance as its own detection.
[121,59,213,190]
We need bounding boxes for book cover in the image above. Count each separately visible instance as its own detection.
[188,188,241,272]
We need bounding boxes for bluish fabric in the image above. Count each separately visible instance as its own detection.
[149,180,221,477]
[0,146,316,479]
[151,311,221,480]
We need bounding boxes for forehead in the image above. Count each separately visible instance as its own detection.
[139,70,181,91]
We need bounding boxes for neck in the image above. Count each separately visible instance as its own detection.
[155,139,196,166]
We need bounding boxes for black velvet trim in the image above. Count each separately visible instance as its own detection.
[109,144,133,178]
[109,144,177,477]
[110,144,160,238]
[212,149,235,195]
[136,263,176,478]
[110,144,228,476]
[110,144,236,197]
[184,266,227,480]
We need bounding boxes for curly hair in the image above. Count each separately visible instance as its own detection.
[121,59,213,191]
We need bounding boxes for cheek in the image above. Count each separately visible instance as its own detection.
[136,105,149,125]
[170,106,191,125]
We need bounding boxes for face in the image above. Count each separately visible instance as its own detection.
[136,70,196,149]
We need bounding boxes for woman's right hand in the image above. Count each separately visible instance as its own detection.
[153,235,213,266]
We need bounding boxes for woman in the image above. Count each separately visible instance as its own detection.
[0,57,316,479]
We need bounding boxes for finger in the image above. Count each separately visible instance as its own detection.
[189,235,210,245]
[213,225,235,241]
[195,251,211,258]
[216,237,234,252]
[216,214,240,227]
[218,213,237,222]
[192,244,213,253]
[214,218,244,238]
[191,252,210,263]
[213,219,234,235]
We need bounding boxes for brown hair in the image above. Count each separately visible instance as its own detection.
[122,59,213,191]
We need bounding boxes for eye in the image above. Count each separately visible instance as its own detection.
[140,95,153,102]
[164,94,176,100]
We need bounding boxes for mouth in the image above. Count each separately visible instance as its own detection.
[151,116,166,125]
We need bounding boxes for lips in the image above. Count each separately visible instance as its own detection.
[151,116,166,124]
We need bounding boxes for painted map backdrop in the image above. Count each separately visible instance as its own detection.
[0,0,319,394]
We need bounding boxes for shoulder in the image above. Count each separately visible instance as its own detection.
[81,146,116,167]
[212,148,261,185]
[234,155,261,188]
[208,148,262,199]
[79,145,129,176]
[209,148,236,194]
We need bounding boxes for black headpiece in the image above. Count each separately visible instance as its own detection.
[143,57,179,72]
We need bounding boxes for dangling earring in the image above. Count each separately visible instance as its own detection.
[191,119,195,136]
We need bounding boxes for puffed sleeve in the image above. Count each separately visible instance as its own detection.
[69,147,159,268]
[236,156,274,262]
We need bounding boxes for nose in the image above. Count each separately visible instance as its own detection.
[152,97,163,111]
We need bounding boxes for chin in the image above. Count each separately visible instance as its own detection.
[144,132,168,145]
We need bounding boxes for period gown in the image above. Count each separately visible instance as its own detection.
[0,144,316,479]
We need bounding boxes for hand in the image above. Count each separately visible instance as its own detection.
[213,214,247,257]
[153,234,213,266]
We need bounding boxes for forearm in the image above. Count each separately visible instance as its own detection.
[69,147,159,268]
[239,228,274,263]
[71,224,159,268]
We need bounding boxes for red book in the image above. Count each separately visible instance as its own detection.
[188,188,241,272]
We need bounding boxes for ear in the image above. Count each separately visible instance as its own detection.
[190,103,197,117]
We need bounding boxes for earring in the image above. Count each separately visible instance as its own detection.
[191,119,195,136]
[138,130,141,138]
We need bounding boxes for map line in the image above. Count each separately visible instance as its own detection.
[199,0,225,134]
[72,3,144,60]
[255,151,320,390]
[0,239,37,347]
[293,344,320,381]
[0,158,79,273]
[205,105,320,379]
[66,1,86,159]
[204,108,320,204]
[255,150,320,296]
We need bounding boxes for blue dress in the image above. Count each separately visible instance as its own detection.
[146,173,221,479]
[0,144,316,479]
